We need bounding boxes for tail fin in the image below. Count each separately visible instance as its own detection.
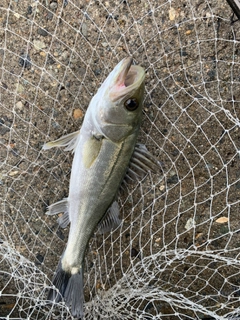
[47,261,84,318]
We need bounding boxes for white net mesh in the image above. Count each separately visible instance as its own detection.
[1,0,240,319]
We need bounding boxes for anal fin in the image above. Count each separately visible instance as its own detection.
[46,198,70,228]
[57,212,70,229]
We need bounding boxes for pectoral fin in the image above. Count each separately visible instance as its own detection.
[97,201,122,234]
[46,198,70,228]
[126,143,162,180]
[42,130,80,152]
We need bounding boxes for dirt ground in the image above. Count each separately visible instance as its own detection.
[1,0,240,319]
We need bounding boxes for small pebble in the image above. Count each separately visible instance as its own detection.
[37,28,48,37]
[96,281,102,290]
[40,51,46,57]
[36,253,44,264]
[26,6,32,15]
[179,49,188,57]
[9,170,19,176]
[101,42,108,47]
[159,185,165,192]
[61,50,69,61]
[47,12,53,20]
[11,148,19,157]
[15,101,23,109]
[167,174,178,184]
[185,217,195,230]
[50,1,58,11]
[19,53,31,69]
[47,54,55,65]
[0,118,11,135]
[14,12,20,19]
[169,7,177,21]
[33,40,46,50]
[73,109,83,119]
[94,69,101,76]
[56,229,64,240]
[1,82,8,90]
[215,217,228,224]
[24,101,30,108]
[130,248,141,259]
[16,83,24,93]
[81,23,88,37]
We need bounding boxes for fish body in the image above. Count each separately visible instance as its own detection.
[64,135,137,270]
[44,57,148,317]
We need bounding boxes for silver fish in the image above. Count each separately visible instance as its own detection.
[43,57,160,318]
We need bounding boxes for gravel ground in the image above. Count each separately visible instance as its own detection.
[1,0,240,319]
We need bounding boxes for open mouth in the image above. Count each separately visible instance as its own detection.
[124,65,142,87]
[115,57,145,89]
[108,57,145,102]
[116,57,133,87]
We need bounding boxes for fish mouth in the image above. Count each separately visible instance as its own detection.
[110,57,145,101]
[116,57,133,87]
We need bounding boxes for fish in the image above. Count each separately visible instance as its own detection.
[43,57,160,318]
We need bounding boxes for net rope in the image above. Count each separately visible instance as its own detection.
[1,0,240,319]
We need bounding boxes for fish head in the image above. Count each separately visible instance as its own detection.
[92,57,145,142]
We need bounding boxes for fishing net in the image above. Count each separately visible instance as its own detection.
[1,0,240,319]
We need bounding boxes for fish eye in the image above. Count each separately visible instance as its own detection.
[124,98,139,111]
